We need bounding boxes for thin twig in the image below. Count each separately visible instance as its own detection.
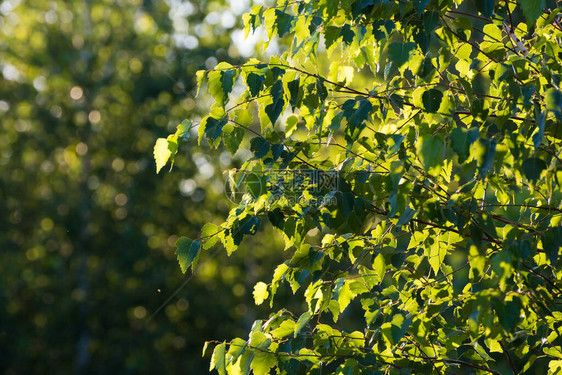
[500,341,518,375]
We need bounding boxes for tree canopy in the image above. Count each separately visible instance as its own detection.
[158,0,562,373]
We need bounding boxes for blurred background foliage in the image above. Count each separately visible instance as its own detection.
[0,0,289,373]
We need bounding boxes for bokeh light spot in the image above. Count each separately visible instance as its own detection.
[70,86,83,100]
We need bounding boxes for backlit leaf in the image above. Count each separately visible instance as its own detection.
[253,281,269,305]
[154,138,172,174]
[175,237,201,273]
[201,223,220,250]
[294,311,311,337]
[417,135,444,174]
[210,343,226,375]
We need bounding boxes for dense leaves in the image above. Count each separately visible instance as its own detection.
[161,0,562,373]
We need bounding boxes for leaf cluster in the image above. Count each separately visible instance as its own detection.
[158,0,562,373]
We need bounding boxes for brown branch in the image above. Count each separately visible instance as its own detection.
[506,1,515,32]
[407,353,502,375]
[522,264,562,296]
[440,16,498,63]
[406,337,443,375]
[499,341,518,375]
[482,203,562,213]
[446,9,492,22]
[330,140,389,172]
[228,118,317,169]
[453,111,534,123]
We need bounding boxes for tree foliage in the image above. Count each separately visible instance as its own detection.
[159,0,562,373]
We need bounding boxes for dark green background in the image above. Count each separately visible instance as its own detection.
[0,0,285,373]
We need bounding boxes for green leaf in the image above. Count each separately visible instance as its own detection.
[224,126,245,156]
[250,137,270,158]
[396,208,416,227]
[239,350,253,375]
[427,240,447,275]
[483,24,502,42]
[421,89,443,113]
[506,239,532,260]
[245,173,267,199]
[373,253,385,283]
[451,127,479,163]
[239,215,261,235]
[208,62,236,106]
[382,314,412,346]
[468,245,486,279]
[285,114,299,137]
[545,349,562,360]
[522,157,547,181]
[208,73,225,106]
[203,116,227,141]
[175,119,191,139]
[388,42,416,67]
[287,78,302,109]
[476,139,496,178]
[209,343,226,375]
[265,80,285,126]
[271,320,296,338]
[175,237,201,273]
[227,338,248,364]
[198,106,226,144]
[154,138,172,174]
[222,70,235,101]
[270,263,289,301]
[340,24,355,44]
[532,111,546,151]
[195,70,206,97]
[201,223,220,250]
[202,341,211,357]
[253,281,269,305]
[413,0,430,15]
[349,99,372,125]
[294,311,311,337]
[275,10,294,37]
[521,0,546,27]
[246,73,265,97]
[267,208,285,230]
[316,78,328,103]
[251,351,276,375]
[342,99,372,137]
[249,330,271,349]
[417,135,444,174]
[545,88,562,118]
[351,0,375,19]
[492,297,522,332]
[220,229,238,256]
[324,26,340,50]
[542,227,562,265]
[423,11,440,32]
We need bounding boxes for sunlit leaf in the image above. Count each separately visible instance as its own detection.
[154,138,172,174]
[175,237,201,273]
[253,281,269,305]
